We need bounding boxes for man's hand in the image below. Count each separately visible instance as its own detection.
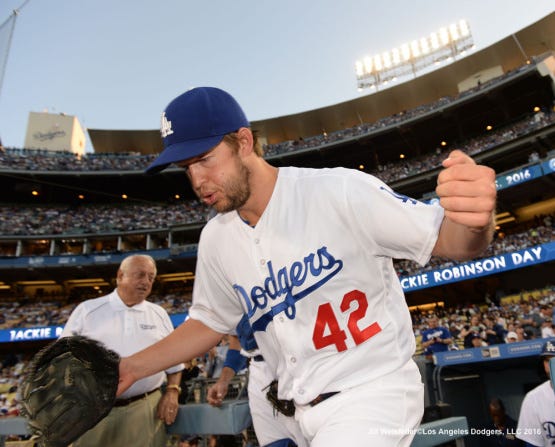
[206,379,230,407]
[436,150,496,231]
[157,389,180,425]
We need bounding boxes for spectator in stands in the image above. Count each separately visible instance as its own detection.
[61,254,184,447]
[480,397,523,447]
[178,359,201,404]
[483,316,506,345]
[470,332,488,348]
[460,315,486,348]
[515,326,528,342]
[516,340,555,446]
[519,301,542,338]
[505,331,519,343]
[540,318,555,339]
[539,305,553,324]
[420,315,453,357]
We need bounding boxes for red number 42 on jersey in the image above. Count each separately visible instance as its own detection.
[312,290,382,352]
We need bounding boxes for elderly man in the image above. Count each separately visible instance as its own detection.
[62,254,184,447]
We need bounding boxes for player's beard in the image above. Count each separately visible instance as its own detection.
[211,157,251,213]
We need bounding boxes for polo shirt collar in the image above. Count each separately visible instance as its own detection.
[108,289,148,312]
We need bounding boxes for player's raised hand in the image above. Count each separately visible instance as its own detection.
[435,150,496,231]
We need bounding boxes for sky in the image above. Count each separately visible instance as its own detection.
[0,0,553,152]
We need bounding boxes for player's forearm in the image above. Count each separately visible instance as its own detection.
[432,214,494,261]
[127,319,223,381]
[217,366,236,386]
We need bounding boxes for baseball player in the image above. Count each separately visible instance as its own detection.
[207,315,308,447]
[516,340,555,447]
[118,87,496,447]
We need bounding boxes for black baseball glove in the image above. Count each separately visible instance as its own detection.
[20,335,120,447]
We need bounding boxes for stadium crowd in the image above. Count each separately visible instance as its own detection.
[1,110,552,182]
[262,76,552,160]
[1,111,553,240]
[0,201,211,236]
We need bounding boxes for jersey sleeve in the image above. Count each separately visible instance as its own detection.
[343,169,444,266]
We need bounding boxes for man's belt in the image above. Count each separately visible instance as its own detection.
[114,387,160,407]
[266,380,340,417]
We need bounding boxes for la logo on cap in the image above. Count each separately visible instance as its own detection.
[160,112,174,138]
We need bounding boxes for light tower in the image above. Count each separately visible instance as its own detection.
[355,20,475,91]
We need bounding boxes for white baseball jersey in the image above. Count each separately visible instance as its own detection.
[61,290,184,399]
[517,380,555,446]
[189,166,443,405]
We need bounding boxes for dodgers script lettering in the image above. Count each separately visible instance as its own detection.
[233,246,343,332]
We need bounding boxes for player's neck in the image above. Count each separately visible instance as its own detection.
[237,162,278,227]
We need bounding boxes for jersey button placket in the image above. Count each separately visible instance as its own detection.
[252,232,266,272]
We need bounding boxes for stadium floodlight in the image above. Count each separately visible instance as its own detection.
[410,40,421,58]
[401,43,411,61]
[392,48,401,65]
[355,20,474,91]
[420,38,430,55]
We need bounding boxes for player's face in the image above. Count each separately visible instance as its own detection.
[116,258,156,306]
[180,141,251,213]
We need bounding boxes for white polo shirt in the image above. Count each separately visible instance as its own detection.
[61,289,184,399]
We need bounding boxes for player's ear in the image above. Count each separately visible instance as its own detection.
[236,127,254,158]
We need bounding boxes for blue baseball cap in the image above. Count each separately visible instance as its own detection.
[146,87,249,174]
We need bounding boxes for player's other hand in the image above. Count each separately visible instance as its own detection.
[206,381,229,407]
[436,150,496,231]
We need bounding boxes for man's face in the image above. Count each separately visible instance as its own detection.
[116,257,156,306]
[180,140,250,214]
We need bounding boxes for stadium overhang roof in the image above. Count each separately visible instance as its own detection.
[87,12,554,155]
[87,128,163,154]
